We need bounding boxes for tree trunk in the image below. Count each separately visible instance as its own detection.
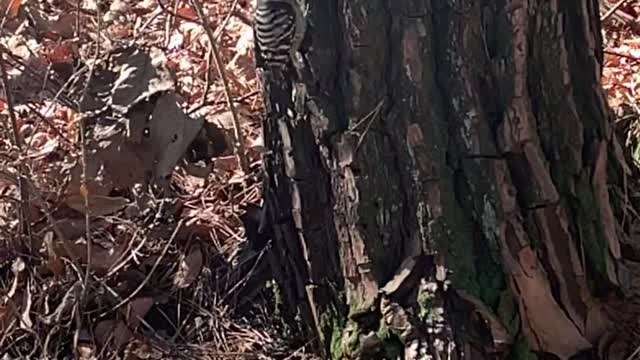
[258,1,638,359]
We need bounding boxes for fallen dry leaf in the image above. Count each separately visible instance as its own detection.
[42,281,81,325]
[125,297,154,331]
[66,194,130,216]
[46,14,76,39]
[44,231,65,277]
[124,338,164,359]
[176,4,197,21]
[20,282,33,330]
[8,258,25,299]
[0,301,16,335]
[50,234,128,275]
[182,160,213,179]
[76,342,96,360]
[95,319,134,349]
[213,155,239,172]
[173,244,203,289]
[0,0,22,19]
[25,136,59,160]
[94,320,115,347]
[95,300,157,356]
[42,40,75,64]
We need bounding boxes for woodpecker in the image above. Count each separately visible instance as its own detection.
[254,0,307,71]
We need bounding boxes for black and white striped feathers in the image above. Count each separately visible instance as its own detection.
[254,0,305,70]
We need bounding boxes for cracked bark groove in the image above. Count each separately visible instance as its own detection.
[257,1,640,359]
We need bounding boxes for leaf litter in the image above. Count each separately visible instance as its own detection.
[0,0,315,358]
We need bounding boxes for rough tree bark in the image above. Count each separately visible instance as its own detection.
[258,1,640,359]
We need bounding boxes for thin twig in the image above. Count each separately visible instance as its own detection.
[190,0,249,174]
[213,0,241,41]
[0,0,19,29]
[156,0,220,31]
[282,337,319,360]
[9,173,84,275]
[200,46,214,109]
[74,7,103,355]
[75,0,81,37]
[605,49,640,62]
[0,58,22,159]
[221,244,268,303]
[25,104,77,147]
[602,0,629,22]
[0,44,82,109]
[105,229,145,277]
[626,344,640,360]
[132,7,164,41]
[61,0,96,16]
[100,219,184,315]
[0,52,32,248]
[164,0,179,48]
[75,65,96,293]
[188,90,259,115]
[352,99,385,152]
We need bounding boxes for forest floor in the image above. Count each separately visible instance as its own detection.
[0,0,638,359]
[603,0,640,163]
[0,0,318,359]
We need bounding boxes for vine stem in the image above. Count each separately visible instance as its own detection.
[190,0,250,175]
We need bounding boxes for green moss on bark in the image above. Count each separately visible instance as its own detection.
[496,290,520,336]
[431,180,479,295]
[509,335,539,360]
[573,174,609,294]
[319,305,346,360]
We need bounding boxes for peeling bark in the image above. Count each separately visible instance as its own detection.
[258,0,638,359]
